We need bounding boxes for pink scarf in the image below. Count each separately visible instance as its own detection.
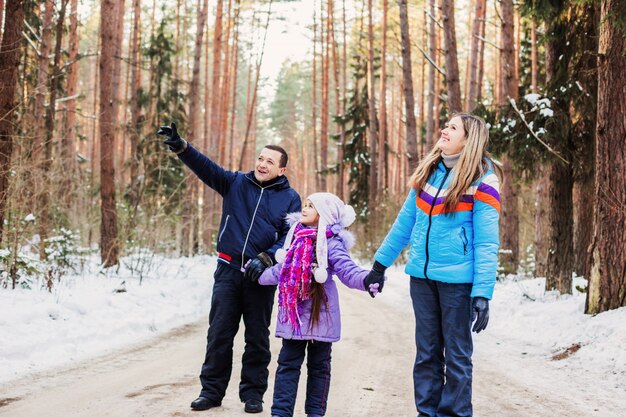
[277,223,333,334]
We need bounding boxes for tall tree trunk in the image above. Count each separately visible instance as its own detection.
[208,0,223,156]
[531,19,537,93]
[426,0,436,146]
[111,0,126,168]
[0,0,25,245]
[433,19,441,138]
[573,178,594,277]
[476,1,486,100]
[337,0,347,199]
[239,0,272,170]
[514,11,521,94]
[587,0,626,314]
[128,0,142,208]
[499,0,516,105]
[377,0,388,192]
[498,0,519,273]
[219,0,233,166]
[544,161,574,293]
[99,0,121,267]
[329,0,341,196]
[542,19,574,293]
[440,0,462,113]
[312,0,318,188]
[419,7,427,158]
[61,0,80,206]
[398,0,418,172]
[88,24,101,249]
[466,0,485,111]
[207,0,224,242]
[367,0,378,208]
[572,3,598,279]
[40,0,68,260]
[33,0,54,258]
[185,0,208,256]
[320,0,329,190]
[228,0,241,170]
[0,0,5,45]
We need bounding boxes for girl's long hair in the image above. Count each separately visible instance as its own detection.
[409,112,502,213]
[309,281,327,331]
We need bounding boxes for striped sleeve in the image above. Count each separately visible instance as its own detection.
[474,173,501,213]
[471,172,500,299]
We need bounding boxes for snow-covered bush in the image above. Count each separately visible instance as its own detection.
[121,247,164,284]
[0,248,42,289]
[44,228,91,288]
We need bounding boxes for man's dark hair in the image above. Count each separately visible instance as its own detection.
[264,144,289,167]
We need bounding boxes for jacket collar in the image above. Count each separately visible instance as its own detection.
[245,171,290,189]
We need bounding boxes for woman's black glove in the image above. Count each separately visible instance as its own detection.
[363,261,387,298]
[244,252,274,282]
[471,297,490,333]
[156,122,187,153]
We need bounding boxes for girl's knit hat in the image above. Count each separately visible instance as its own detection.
[275,192,356,283]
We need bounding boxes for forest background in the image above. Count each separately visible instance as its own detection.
[0,0,624,315]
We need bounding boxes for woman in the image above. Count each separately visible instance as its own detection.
[369,113,501,417]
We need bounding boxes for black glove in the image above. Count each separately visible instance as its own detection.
[244,252,274,282]
[156,122,186,153]
[363,260,387,298]
[471,297,490,333]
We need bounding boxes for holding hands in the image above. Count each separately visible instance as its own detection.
[364,261,387,298]
[245,252,274,283]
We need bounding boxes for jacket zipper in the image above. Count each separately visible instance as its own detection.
[460,226,468,255]
[240,177,283,271]
[423,167,451,279]
[218,215,230,242]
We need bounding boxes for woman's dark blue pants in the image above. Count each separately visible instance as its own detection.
[410,277,473,417]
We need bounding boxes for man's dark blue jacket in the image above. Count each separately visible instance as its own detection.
[178,144,301,270]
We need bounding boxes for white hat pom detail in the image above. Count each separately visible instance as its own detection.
[275,248,287,264]
[314,267,328,283]
[341,204,356,228]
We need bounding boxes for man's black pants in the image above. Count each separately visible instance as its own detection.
[199,262,277,403]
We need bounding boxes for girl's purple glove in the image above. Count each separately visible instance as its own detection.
[363,261,387,298]
[368,283,380,297]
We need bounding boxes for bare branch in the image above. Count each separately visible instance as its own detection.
[416,44,446,76]
[56,94,80,104]
[22,32,39,53]
[474,34,501,50]
[23,20,41,43]
[424,9,444,29]
[508,97,570,165]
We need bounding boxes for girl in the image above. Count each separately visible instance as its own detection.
[256,192,379,417]
[369,113,502,417]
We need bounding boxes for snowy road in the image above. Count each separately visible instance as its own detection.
[0,281,621,416]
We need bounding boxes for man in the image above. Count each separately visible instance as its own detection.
[157,123,301,413]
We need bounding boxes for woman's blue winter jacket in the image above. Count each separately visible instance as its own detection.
[374,161,501,299]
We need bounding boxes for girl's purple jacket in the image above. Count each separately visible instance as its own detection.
[259,233,369,343]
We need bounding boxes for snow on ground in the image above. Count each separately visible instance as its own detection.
[0,254,215,384]
[1,256,624,401]
[373,264,626,400]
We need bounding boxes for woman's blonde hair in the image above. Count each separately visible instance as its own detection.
[409,112,501,213]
